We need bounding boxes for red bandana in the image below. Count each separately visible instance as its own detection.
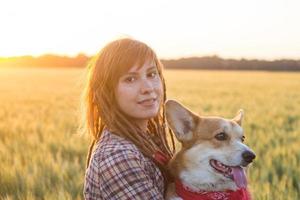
[175,180,251,200]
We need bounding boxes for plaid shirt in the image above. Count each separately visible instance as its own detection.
[84,129,165,200]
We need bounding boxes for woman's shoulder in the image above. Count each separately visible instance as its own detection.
[91,129,144,164]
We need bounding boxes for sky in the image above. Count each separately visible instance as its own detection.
[1,0,300,60]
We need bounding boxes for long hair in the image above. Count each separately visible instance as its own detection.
[80,38,175,183]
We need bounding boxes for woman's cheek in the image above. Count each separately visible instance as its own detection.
[154,78,163,102]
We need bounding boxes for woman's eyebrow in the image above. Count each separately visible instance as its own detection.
[147,66,157,71]
[123,71,138,76]
[126,65,156,74]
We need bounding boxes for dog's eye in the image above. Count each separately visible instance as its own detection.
[215,132,228,141]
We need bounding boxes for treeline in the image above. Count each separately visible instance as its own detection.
[1,54,300,71]
[161,56,300,71]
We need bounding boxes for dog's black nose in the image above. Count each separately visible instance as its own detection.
[242,150,256,163]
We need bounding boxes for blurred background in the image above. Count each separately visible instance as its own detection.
[0,0,299,199]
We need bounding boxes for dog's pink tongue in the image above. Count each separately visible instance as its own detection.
[231,166,247,188]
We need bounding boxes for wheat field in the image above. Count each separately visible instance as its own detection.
[0,67,299,200]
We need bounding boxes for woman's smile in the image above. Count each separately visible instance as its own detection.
[137,97,157,107]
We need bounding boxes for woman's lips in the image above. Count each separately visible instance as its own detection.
[138,98,157,106]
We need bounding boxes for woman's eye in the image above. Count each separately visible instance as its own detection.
[148,71,158,78]
[215,132,228,141]
[124,76,136,83]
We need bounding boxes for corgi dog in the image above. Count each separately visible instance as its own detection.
[165,100,255,200]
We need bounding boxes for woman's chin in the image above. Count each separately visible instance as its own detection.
[131,109,160,120]
[139,112,159,119]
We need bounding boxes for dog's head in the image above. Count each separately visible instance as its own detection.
[166,100,255,191]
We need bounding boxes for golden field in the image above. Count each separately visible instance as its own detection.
[0,67,299,200]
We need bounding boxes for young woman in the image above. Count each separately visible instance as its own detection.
[82,38,175,199]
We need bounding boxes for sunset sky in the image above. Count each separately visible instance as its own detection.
[1,0,299,60]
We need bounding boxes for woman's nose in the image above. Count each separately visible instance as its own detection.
[140,78,153,94]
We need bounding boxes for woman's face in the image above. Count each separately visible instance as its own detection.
[115,59,163,130]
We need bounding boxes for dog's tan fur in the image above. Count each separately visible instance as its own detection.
[165,100,255,200]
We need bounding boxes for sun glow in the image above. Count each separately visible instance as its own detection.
[1,0,300,59]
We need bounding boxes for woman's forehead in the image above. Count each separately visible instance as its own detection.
[127,59,156,73]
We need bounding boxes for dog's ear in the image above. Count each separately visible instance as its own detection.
[165,100,199,142]
[232,109,244,126]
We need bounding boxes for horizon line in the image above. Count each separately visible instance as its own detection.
[1,53,300,62]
